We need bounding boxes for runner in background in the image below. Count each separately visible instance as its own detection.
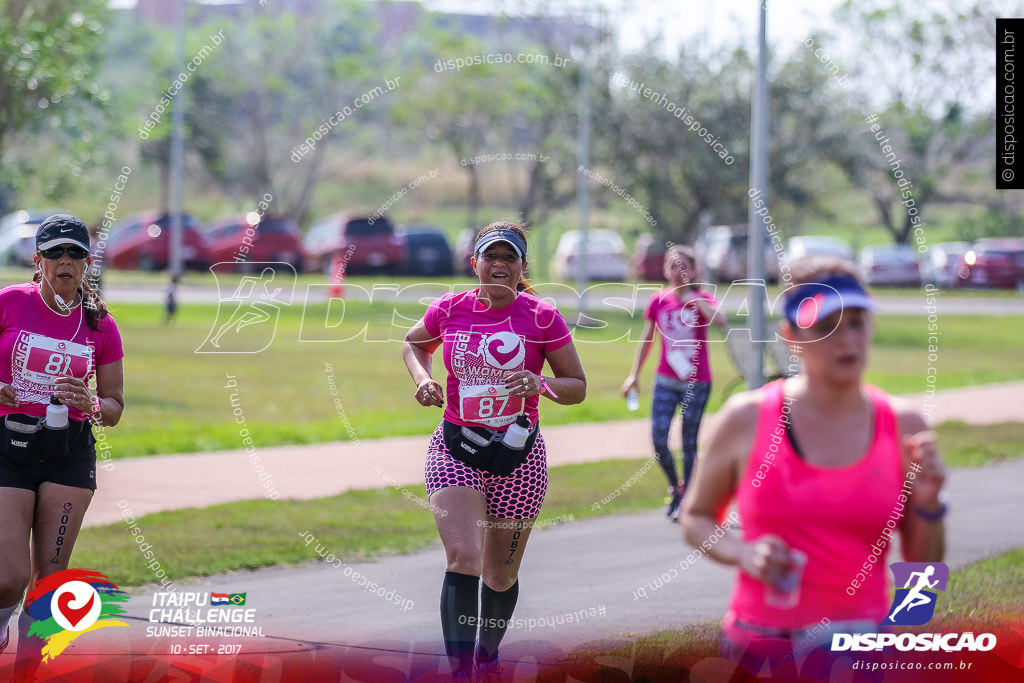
[681,255,946,677]
[0,215,124,663]
[622,245,727,520]
[403,221,586,681]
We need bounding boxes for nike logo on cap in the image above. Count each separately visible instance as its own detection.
[60,228,72,233]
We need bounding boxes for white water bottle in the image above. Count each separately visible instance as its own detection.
[501,414,532,450]
[626,388,640,411]
[46,395,68,429]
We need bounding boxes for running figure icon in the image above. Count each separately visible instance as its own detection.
[887,565,940,622]
[209,268,283,348]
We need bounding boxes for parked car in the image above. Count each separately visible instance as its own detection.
[453,228,477,276]
[920,241,971,288]
[551,229,629,282]
[955,238,1024,289]
[107,211,207,271]
[303,212,406,274]
[782,235,855,269]
[631,233,668,281]
[858,244,921,287]
[0,209,66,266]
[204,213,306,272]
[697,224,780,284]
[397,224,453,276]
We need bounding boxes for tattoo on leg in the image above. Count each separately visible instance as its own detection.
[50,502,73,565]
[504,521,525,566]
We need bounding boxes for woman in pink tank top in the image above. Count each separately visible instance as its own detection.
[681,255,947,678]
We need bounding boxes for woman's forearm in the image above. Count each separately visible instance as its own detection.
[540,376,586,405]
[403,342,434,386]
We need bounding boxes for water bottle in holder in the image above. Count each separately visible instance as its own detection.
[501,413,532,450]
[46,395,68,430]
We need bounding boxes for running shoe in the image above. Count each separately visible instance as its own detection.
[450,670,472,683]
[665,483,684,520]
[475,657,504,683]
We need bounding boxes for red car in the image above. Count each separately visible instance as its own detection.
[205,214,306,271]
[106,211,208,271]
[302,212,406,274]
[956,238,1024,289]
[631,234,668,281]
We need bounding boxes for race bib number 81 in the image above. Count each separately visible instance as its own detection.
[22,334,93,384]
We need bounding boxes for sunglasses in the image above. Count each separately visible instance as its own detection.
[39,246,90,260]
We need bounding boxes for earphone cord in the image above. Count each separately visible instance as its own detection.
[36,276,85,341]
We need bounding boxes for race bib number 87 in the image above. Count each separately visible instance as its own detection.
[460,384,523,428]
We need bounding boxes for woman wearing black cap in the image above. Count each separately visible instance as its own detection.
[403,220,586,681]
[0,214,124,656]
[681,255,945,677]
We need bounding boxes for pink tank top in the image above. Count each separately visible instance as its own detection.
[727,379,903,630]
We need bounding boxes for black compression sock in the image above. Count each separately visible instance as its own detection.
[477,580,519,663]
[440,571,479,677]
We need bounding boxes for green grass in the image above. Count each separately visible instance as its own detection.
[933,422,1024,468]
[73,433,1024,588]
[59,297,1024,458]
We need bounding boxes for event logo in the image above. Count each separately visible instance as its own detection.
[481,331,525,370]
[197,263,296,353]
[832,562,997,653]
[885,562,949,626]
[23,569,129,661]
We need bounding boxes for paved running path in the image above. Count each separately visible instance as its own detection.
[86,381,1024,527]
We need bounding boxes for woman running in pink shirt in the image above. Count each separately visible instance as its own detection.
[0,215,124,659]
[623,245,727,520]
[682,255,946,677]
[403,221,586,681]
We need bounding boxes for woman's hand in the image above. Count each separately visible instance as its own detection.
[415,378,444,407]
[54,375,95,413]
[505,371,541,399]
[0,382,19,408]
[621,375,639,398]
[905,430,946,508]
[738,534,793,587]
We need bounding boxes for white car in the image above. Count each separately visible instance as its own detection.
[859,244,921,287]
[783,235,855,269]
[551,229,629,282]
[0,209,66,267]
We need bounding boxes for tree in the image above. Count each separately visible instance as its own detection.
[831,0,1000,244]
[0,0,112,213]
[130,1,387,223]
[602,39,865,246]
[391,25,523,228]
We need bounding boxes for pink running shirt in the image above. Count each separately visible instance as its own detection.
[0,282,124,422]
[726,379,904,630]
[423,289,572,430]
[644,287,718,382]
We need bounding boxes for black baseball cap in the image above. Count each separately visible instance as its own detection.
[36,214,91,253]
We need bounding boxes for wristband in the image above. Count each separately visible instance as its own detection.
[913,492,948,522]
[539,378,558,398]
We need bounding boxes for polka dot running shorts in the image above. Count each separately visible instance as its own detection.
[424,422,548,519]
